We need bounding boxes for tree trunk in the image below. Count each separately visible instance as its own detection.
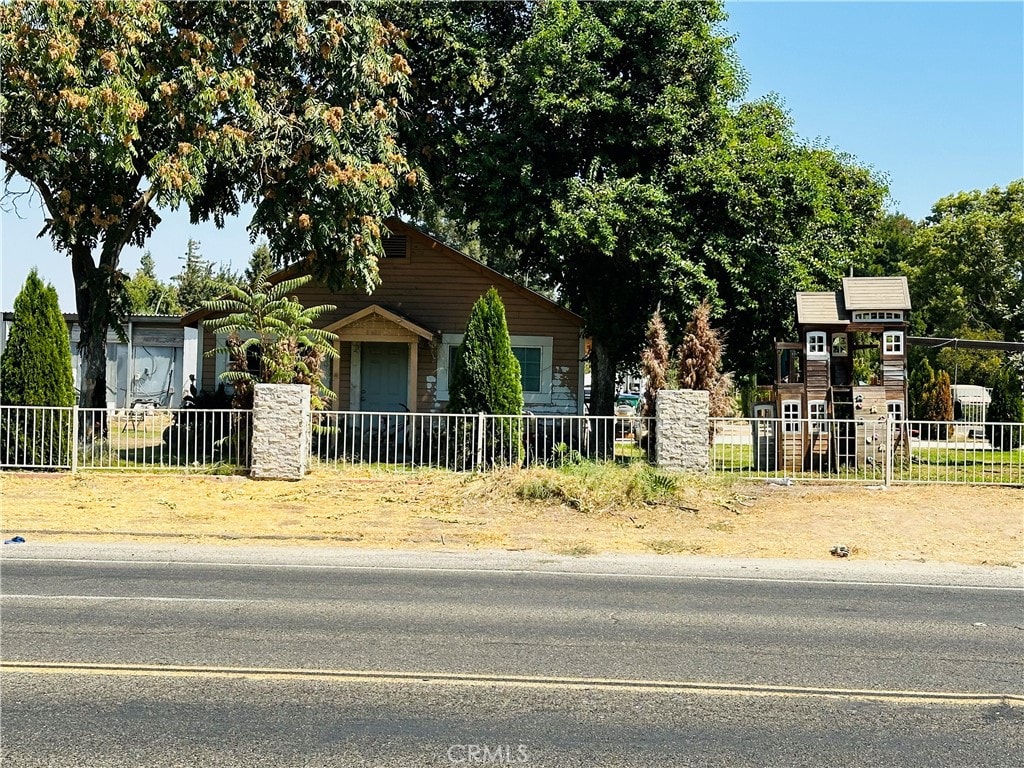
[71,241,108,411]
[589,335,618,416]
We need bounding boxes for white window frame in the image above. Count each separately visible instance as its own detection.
[782,399,802,433]
[808,400,827,433]
[853,310,904,322]
[806,331,828,358]
[436,333,553,405]
[882,331,903,356]
[831,333,848,355]
[887,400,904,422]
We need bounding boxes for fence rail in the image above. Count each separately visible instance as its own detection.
[310,411,652,470]
[0,405,251,472]
[3,404,1021,486]
[710,416,1023,486]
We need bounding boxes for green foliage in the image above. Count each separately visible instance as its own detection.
[1,0,417,406]
[412,1,885,410]
[1,269,75,407]
[854,213,916,278]
[906,181,1024,339]
[0,270,76,466]
[933,327,1007,387]
[244,243,275,290]
[908,357,936,421]
[125,252,180,314]
[448,288,524,416]
[920,369,954,438]
[203,271,338,409]
[987,366,1023,449]
[174,239,230,313]
[684,98,888,377]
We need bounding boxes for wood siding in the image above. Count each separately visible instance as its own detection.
[197,224,583,413]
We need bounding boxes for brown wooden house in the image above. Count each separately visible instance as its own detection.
[182,219,585,414]
[767,276,911,471]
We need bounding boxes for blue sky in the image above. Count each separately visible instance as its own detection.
[2,0,1023,311]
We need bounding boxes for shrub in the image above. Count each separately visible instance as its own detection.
[0,270,76,467]
[986,366,1023,449]
[448,288,523,466]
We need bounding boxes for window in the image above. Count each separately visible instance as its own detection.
[831,333,848,355]
[853,310,903,322]
[887,401,903,422]
[782,400,802,433]
[512,346,542,393]
[809,400,827,432]
[437,333,553,405]
[806,331,827,356]
[883,331,903,355]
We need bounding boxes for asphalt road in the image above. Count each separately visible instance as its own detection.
[1,544,1022,766]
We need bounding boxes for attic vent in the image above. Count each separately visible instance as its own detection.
[382,235,408,259]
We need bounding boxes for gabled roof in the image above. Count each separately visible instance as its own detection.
[326,304,436,340]
[841,276,911,311]
[796,292,848,325]
[180,217,582,328]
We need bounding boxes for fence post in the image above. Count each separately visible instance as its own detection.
[70,405,79,474]
[475,412,486,469]
[884,413,894,488]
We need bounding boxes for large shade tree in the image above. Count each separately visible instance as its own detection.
[1,0,418,407]
[905,181,1024,341]
[417,0,886,411]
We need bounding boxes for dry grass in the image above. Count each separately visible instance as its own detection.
[1,467,1021,566]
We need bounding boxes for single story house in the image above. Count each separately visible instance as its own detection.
[182,219,586,415]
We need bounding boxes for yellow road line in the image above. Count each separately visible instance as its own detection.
[3,661,1020,705]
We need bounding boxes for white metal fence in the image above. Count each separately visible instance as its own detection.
[710,416,1024,486]
[0,405,251,472]
[4,404,1021,486]
[310,411,652,470]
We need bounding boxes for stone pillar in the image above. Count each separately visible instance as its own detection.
[251,383,311,480]
[655,389,709,472]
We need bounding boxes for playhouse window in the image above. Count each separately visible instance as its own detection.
[887,401,904,422]
[809,400,827,432]
[883,331,903,355]
[831,333,848,355]
[782,400,802,433]
[806,332,827,356]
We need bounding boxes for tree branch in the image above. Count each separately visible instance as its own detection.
[1,150,59,219]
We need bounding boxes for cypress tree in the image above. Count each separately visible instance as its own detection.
[1,269,75,407]
[908,357,935,421]
[0,270,76,466]
[448,287,523,415]
[987,366,1023,449]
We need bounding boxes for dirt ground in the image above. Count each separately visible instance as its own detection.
[1,470,1021,566]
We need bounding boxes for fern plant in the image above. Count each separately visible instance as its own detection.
[202,270,339,409]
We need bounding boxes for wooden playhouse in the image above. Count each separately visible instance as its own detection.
[762,277,911,472]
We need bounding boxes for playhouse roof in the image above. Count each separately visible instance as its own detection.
[796,276,912,325]
[841,276,911,311]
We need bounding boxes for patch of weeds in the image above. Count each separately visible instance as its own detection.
[627,466,678,504]
[707,521,733,532]
[559,543,595,556]
[518,478,558,501]
[647,539,702,555]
